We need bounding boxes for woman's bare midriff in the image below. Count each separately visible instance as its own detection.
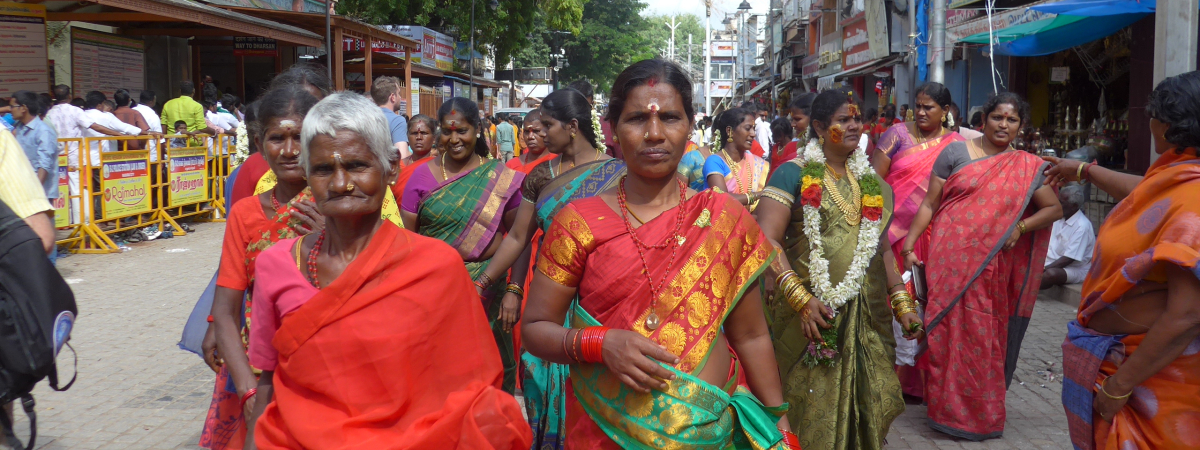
[1087,282,1168,335]
[695,332,733,388]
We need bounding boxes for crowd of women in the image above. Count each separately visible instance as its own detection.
[184,56,1200,450]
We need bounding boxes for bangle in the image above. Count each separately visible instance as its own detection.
[562,329,576,363]
[1017,220,1028,235]
[1075,161,1087,181]
[1100,377,1132,400]
[775,270,799,287]
[240,387,258,409]
[505,283,525,298]
[475,272,495,290]
[1084,161,1098,181]
[206,315,214,323]
[779,429,801,449]
[901,248,914,257]
[888,282,906,292]
[580,327,609,363]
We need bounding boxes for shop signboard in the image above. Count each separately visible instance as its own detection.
[709,81,733,98]
[946,9,982,27]
[234,37,277,57]
[168,148,207,206]
[864,0,890,60]
[388,25,454,70]
[802,54,819,78]
[710,41,736,58]
[946,4,1049,47]
[842,18,872,70]
[818,34,842,76]
[100,151,151,218]
[411,77,421,115]
[72,28,144,99]
[0,2,48,98]
[54,153,68,227]
[434,33,454,71]
[341,37,404,59]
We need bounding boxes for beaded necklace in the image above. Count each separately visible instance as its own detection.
[617,177,688,330]
[306,231,326,288]
[269,191,282,210]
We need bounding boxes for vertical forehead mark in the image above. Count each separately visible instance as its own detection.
[647,77,658,87]
[333,152,343,163]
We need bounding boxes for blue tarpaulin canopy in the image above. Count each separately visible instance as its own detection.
[962,12,1146,56]
[1030,0,1156,16]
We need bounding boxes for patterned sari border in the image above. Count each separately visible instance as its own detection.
[453,162,519,257]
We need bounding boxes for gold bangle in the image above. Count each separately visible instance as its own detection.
[1100,377,1132,400]
[901,248,914,257]
[1075,162,1086,181]
[1017,220,1028,235]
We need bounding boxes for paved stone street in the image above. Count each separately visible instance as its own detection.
[27,221,1075,449]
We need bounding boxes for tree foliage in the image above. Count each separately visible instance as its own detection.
[334,0,585,67]
[557,0,653,94]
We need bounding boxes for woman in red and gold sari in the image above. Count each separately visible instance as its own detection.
[870,82,964,400]
[1047,71,1200,450]
[245,93,530,449]
[201,86,322,450]
[506,109,557,174]
[903,92,1062,441]
[523,59,798,450]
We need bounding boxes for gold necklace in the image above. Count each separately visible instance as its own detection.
[823,168,861,226]
[441,153,481,181]
[824,162,844,181]
[914,126,945,144]
[721,149,746,193]
[552,147,603,178]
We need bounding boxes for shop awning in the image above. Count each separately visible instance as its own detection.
[745,80,772,98]
[961,13,1146,56]
[1031,0,1157,16]
[816,56,901,91]
[42,0,323,47]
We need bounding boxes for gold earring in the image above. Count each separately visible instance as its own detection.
[727,135,733,145]
[346,183,355,192]
[571,131,576,139]
[819,136,825,146]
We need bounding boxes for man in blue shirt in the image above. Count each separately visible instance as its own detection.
[9,91,58,204]
[370,76,410,159]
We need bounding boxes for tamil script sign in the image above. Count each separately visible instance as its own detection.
[168,148,207,206]
[100,151,151,218]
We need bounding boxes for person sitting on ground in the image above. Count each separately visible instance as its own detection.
[1040,184,1094,290]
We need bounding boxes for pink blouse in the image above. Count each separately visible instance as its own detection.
[249,237,319,371]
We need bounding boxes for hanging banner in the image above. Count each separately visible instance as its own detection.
[54,153,69,227]
[410,77,421,115]
[0,2,48,98]
[100,151,151,217]
[168,148,207,206]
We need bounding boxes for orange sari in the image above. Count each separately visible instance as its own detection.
[254,223,532,449]
[1062,149,1200,450]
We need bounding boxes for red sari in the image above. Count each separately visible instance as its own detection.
[538,191,776,448]
[254,222,532,449]
[921,150,1051,440]
[392,155,432,205]
[506,151,557,174]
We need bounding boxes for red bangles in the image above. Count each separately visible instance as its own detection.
[1083,161,1098,182]
[206,315,214,323]
[240,387,258,409]
[580,327,609,363]
[780,429,801,449]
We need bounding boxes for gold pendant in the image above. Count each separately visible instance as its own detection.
[694,208,712,228]
[677,236,686,245]
[645,312,661,330]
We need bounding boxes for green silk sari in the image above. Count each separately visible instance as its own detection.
[569,304,789,450]
[415,158,523,393]
[761,160,904,450]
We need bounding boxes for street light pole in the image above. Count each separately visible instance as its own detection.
[704,0,712,116]
[737,0,752,104]
[469,0,476,97]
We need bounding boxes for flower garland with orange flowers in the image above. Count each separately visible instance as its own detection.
[797,136,885,312]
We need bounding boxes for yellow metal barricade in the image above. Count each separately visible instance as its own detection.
[55,133,233,253]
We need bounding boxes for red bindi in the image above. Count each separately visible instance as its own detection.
[647,78,658,87]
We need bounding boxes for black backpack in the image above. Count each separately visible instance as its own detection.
[0,200,78,450]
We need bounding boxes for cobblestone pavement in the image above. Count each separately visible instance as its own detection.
[26,221,1076,449]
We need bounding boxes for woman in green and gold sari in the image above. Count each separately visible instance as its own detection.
[756,88,921,450]
[523,59,799,450]
[481,88,623,450]
[400,97,525,393]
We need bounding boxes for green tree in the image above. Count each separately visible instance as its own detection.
[335,0,585,67]
[558,0,654,93]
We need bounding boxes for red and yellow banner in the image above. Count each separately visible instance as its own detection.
[100,151,151,218]
[168,148,207,206]
[54,154,68,227]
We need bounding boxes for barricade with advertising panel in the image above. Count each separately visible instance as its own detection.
[55,133,232,254]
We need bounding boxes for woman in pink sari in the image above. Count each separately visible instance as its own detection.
[870,82,964,400]
[903,92,1062,441]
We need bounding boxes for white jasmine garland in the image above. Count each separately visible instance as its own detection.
[799,136,883,314]
[231,122,249,168]
[591,108,605,148]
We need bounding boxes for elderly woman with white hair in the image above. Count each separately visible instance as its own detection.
[243,92,531,450]
[1040,184,1095,290]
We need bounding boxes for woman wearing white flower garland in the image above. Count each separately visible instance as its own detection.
[756,88,920,450]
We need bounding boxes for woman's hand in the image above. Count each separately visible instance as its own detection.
[601,329,680,393]
[202,324,222,373]
[1004,228,1021,250]
[904,251,922,271]
[498,292,521,333]
[1042,156,1086,189]
[1093,378,1132,423]
[800,298,834,342]
[290,200,325,234]
[898,312,925,341]
[242,392,257,421]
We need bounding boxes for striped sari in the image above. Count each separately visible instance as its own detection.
[412,158,524,393]
[522,159,625,450]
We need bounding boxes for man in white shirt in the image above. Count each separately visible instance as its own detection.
[1041,184,1095,289]
[134,90,163,162]
[46,85,128,224]
[204,101,238,156]
[753,106,772,155]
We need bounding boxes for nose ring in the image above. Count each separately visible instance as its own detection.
[644,132,649,139]
[346,183,355,192]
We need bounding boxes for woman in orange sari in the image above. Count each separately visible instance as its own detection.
[904,92,1062,441]
[522,59,798,450]
[201,85,322,450]
[506,109,557,174]
[390,113,436,204]
[870,82,964,400]
[244,93,530,449]
[1049,71,1200,450]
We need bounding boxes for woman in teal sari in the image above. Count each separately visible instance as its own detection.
[400,97,525,393]
[482,88,623,450]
